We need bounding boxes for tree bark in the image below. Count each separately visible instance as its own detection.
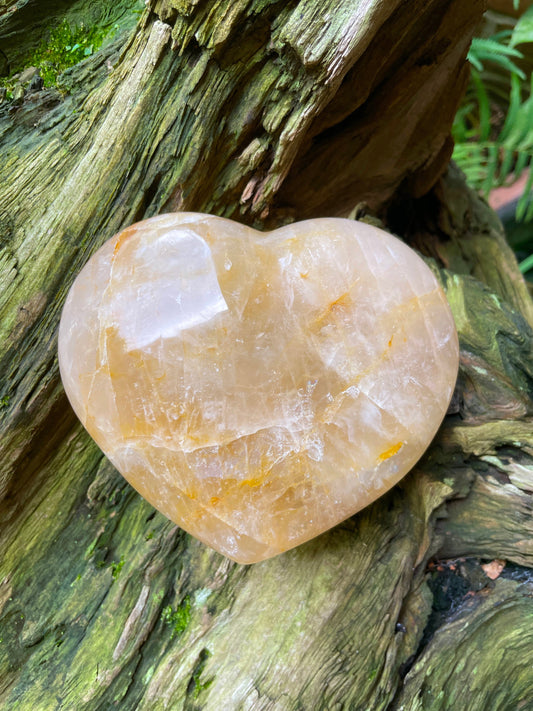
[1,1,533,709]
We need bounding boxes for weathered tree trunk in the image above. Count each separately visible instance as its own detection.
[1,1,533,709]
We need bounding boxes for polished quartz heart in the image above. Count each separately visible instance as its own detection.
[58,214,459,563]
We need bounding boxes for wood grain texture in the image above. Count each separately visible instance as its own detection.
[1,0,533,708]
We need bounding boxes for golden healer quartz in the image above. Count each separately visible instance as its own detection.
[58,213,459,563]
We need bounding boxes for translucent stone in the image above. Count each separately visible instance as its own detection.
[58,214,459,563]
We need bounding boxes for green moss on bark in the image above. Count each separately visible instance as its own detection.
[1,0,532,708]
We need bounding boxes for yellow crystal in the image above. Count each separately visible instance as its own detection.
[58,214,459,563]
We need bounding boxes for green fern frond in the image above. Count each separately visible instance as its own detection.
[468,35,526,78]
[452,72,533,200]
[452,141,533,193]
[454,22,533,227]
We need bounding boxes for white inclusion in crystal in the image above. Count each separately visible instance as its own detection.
[278,253,292,270]
[306,434,324,462]
[112,229,228,350]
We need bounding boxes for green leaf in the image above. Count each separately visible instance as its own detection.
[499,146,515,178]
[518,252,533,274]
[470,69,492,141]
[499,72,523,143]
[516,170,533,221]
[482,144,499,197]
[510,5,533,47]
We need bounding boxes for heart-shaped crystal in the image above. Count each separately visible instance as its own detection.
[58,214,458,563]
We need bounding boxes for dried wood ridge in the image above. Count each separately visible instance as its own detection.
[1,0,532,709]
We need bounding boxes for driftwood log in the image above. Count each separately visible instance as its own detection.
[1,0,533,708]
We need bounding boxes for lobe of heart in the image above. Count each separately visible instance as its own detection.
[58,213,459,563]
